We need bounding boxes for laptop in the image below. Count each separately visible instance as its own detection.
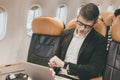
[21,61,71,80]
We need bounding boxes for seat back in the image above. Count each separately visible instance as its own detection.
[103,22,120,80]
[94,11,113,37]
[66,18,77,29]
[27,17,64,66]
[93,19,107,37]
[99,11,113,26]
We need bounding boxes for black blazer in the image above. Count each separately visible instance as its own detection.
[55,28,107,80]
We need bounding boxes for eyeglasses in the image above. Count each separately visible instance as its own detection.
[76,20,93,29]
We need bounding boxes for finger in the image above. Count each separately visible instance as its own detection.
[49,56,56,62]
[48,62,53,67]
[48,62,56,67]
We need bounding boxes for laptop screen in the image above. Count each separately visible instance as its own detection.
[21,61,55,80]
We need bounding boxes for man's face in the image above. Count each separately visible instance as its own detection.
[112,15,120,25]
[76,15,95,36]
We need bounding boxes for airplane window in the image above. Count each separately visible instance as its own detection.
[98,5,101,13]
[0,6,7,40]
[107,4,114,11]
[26,4,42,36]
[119,5,120,8]
[77,7,81,16]
[76,4,84,16]
[56,4,68,24]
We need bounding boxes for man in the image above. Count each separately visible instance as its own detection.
[107,9,120,49]
[112,9,120,25]
[49,3,107,80]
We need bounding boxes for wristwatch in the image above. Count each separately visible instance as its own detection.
[63,62,69,69]
[63,62,70,74]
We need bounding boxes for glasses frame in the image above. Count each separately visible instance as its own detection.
[76,19,93,29]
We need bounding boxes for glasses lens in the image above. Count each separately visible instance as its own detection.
[76,20,92,29]
[85,25,92,29]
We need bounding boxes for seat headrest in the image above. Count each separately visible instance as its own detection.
[93,19,106,37]
[32,17,64,36]
[99,11,113,26]
[66,18,77,29]
[111,22,120,42]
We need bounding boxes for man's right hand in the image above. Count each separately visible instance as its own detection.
[48,56,65,68]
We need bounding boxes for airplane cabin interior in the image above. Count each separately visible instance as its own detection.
[0,0,120,80]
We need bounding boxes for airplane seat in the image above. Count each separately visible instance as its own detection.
[27,16,64,66]
[99,11,113,26]
[94,11,113,37]
[103,22,120,80]
[66,18,77,29]
[100,11,114,46]
[93,19,107,37]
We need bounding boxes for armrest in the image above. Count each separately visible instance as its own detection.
[90,77,102,80]
[0,62,21,68]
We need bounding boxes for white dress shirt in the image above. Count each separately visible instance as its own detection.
[64,28,87,64]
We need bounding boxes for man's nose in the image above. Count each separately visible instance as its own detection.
[81,25,85,30]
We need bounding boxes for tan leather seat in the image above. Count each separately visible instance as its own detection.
[111,22,120,42]
[93,19,107,37]
[66,18,77,29]
[32,17,64,35]
[28,16,64,66]
[94,11,113,37]
[99,11,113,26]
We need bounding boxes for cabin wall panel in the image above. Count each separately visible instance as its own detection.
[0,0,31,64]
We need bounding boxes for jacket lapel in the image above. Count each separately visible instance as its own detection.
[78,29,95,58]
[61,29,75,60]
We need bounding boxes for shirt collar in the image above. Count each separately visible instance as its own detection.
[73,27,90,38]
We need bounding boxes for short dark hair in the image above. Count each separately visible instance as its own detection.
[114,9,120,17]
[79,3,99,23]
